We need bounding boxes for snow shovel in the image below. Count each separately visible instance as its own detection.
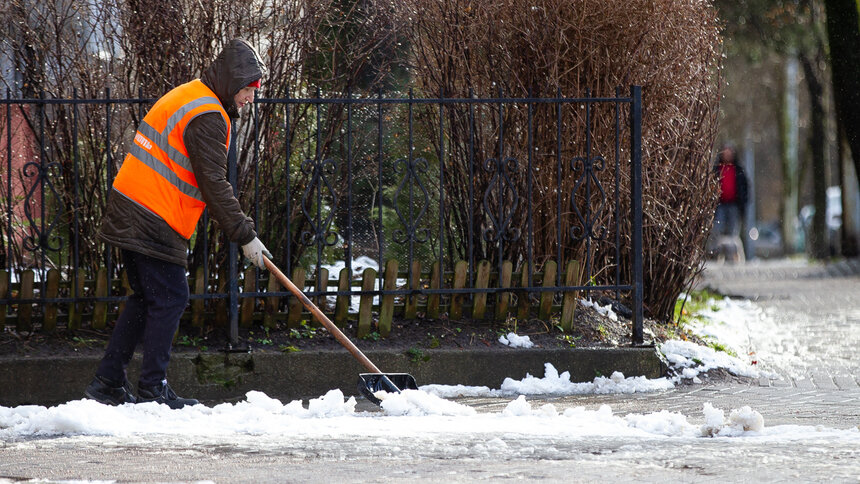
[262,256,418,405]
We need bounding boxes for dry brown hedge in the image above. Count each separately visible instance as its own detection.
[2,0,721,323]
[398,0,723,321]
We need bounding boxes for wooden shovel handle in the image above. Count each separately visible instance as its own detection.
[263,256,383,374]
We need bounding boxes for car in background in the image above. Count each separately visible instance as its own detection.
[748,221,783,258]
[797,186,842,255]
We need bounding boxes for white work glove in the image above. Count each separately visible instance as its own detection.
[241,237,272,269]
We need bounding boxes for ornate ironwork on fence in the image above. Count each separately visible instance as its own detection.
[0,86,644,344]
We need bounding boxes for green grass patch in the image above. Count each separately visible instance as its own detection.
[674,289,739,357]
[705,340,737,357]
[673,289,723,328]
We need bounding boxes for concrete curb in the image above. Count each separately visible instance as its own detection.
[0,347,665,407]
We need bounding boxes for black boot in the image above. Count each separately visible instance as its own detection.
[84,375,137,405]
[137,380,199,409]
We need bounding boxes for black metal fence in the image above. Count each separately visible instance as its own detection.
[1,86,643,343]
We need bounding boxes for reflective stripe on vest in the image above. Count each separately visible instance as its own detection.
[112,80,231,239]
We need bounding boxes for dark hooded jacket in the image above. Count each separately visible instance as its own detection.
[98,39,267,267]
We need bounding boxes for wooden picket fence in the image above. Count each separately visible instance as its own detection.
[0,259,584,336]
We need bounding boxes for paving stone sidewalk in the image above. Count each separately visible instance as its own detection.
[478,258,860,428]
[699,257,860,390]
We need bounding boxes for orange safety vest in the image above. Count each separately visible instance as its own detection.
[112,80,231,239]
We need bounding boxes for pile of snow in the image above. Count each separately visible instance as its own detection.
[4,390,858,444]
[624,409,694,437]
[502,395,560,417]
[661,295,778,383]
[421,362,674,399]
[579,298,618,321]
[659,339,762,383]
[379,389,476,416]
[0,391,795,442]
[0,389,356,439]
[3,371,859,446]
[498,332,534,348]
[700,402,764,437]
[416,383,496,399]
[498,363,674,395]
[684,295,763,357]
[688,295,813,378]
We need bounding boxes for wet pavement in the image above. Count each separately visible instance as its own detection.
[498,258,860,429]
[1,258,859,483]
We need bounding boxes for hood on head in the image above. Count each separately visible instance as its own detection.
[201,38,267,118]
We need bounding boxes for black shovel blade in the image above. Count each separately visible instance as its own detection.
[358,373,419,405]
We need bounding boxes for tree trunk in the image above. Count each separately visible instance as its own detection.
[824,0,860,189]
[838,123,860,256]
[778,56,801,253]
[800,52,829,259]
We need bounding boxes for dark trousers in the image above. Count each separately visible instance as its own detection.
[96,249,188,387]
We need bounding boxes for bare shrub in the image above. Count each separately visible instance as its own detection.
[2,0,720,324]
[1,0,400,278]
[398,0,722,320]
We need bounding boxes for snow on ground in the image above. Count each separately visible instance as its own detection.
[579,298,619,321]
[3,295,855,444]
[685,296,760,355]
[662,296,780,383]
[3,388,858,444]
[498,332,534,348]
[422,363,674,398]
[659,339,762,383]
[690,295,820,377]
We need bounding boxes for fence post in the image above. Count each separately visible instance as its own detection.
[560,260,582,331]
[264,271,281,329]
[495,260,513,321]
[449,260,468,320]
[68,268,85,330]
[92,268,108,330]
[517,269,530,320]
[215,267,228,327]
[240,267,256,327]
[357,267,377,338]
[315,267,329,313]
[539,261,557,321]
[472,260,491,320]
[379,259,398,337]
[334,268,350,327]
[427,262,441,319]
[404,260,420,319]
[630,85,644,345]
[43,269,60,331]
[287,267,307,328]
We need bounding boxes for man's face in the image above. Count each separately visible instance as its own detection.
[234,86,257,111]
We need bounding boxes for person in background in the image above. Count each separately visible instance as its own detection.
[711,145,749,261]
[84,39,272,408]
